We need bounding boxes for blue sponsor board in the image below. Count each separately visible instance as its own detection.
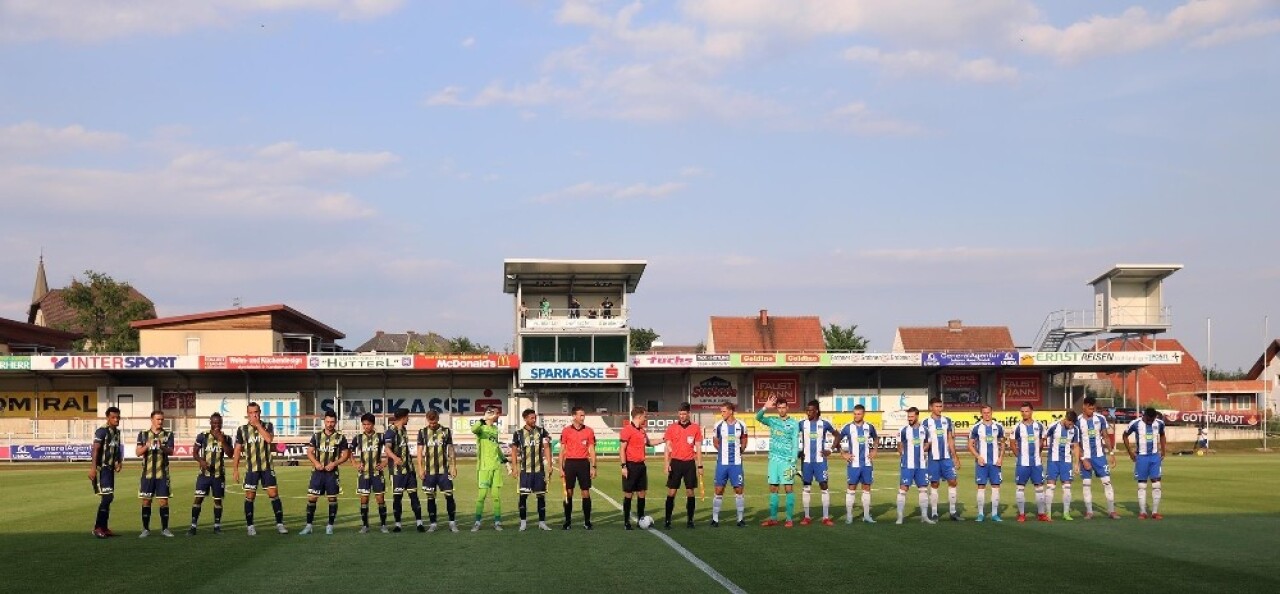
[921,351,1019,367]
[10,443,94,460]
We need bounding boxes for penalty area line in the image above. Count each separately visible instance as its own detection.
[591,488,746,594]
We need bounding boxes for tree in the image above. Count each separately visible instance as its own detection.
[60,270,155,353]
[446,336,491,354]
[823,323,869,352]
[1202,366,1250,381]
[630,327,659,352]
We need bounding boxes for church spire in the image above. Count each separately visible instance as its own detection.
[32,253,49,305]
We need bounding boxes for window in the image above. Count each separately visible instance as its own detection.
[593,335,626,362]
[522,337,556,363]
[559,336,592,363]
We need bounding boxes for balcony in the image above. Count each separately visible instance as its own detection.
[519,307,628,332]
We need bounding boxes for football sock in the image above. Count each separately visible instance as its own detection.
[896,491,906,519]
[537,494,546,522]
[427,495,438,522]
[141,505,151,530]
[991,488,1000,515]
[1152,481,1162,514]
[1102,477,1116,513]
[1063,485,1073,515]
[665,496,675,523]
[306,502,317,524]
[1046,485,1057,513]
[769,493,779,518]
[270,497,284,524]
[976,488,986,513]
[408,492,422,521]
[378,504,387,526]
[821,489,830,518]
[844,490,855,519]
[712,495,722,521]
[928,487,939,516]
[917,491,929,519]
[191,504,202,526]
[525,495,534,521]
[563,498,573,523]
[327,501,338,526]
[947,486,957,514]
[1138,483,1148,514]
[861,490,872,520]
[476,488,489,521]
[1016,485,1026,514]
[393,494,403,523]
[785,492,795,520]
[802,485,811,518]
[735,494,745,521]
[245,500,255,526]
[636,497,646,519]
[445,494,456,521]
[360,503,369,526]
[578,498,587,524]
[213,501,222,525]
[1082,478,1094,512]
[685,496,694,521]
[1035,485,1045,515]
[159,505,168,530]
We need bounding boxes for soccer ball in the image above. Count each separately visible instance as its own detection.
[638,515,653,530]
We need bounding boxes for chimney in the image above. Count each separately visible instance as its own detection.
[759,309,769,326]
[375,330,384,336]
[947,319,963,332]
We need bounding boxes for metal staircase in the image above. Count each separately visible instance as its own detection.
[1032,310,1102,352]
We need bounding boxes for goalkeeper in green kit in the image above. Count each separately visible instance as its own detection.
[756,395,800,527]
[472,406,507,531]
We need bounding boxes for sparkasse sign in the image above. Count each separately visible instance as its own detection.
[520,363,628,383]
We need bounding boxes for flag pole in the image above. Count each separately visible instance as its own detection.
[1264,316,1270,452]
[1205,318,1212,442]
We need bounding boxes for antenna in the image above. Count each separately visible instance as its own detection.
[232,297,242,308]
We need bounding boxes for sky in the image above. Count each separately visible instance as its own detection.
[0,0,1276,369]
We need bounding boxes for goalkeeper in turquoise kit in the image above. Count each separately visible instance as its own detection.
[756,395,800,527]
[472,406,507,531]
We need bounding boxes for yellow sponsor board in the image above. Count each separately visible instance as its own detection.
[0,391,98,419]
[744,410,1068,433]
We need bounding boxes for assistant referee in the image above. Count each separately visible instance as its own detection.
[559,406,597,530]
[663,403,703,529]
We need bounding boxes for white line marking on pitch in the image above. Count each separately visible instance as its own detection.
[591,488,747,594]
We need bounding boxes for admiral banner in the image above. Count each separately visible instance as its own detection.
[0,391,97,418]
[1017,351,1185,366]
[690,374,739,410]
[31,355,200,371]
[923,351,1018,367]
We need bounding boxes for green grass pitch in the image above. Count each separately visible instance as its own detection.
[3,453,1279,593]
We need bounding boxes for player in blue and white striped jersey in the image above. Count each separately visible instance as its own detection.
[1077,396,1118,520]
[836,404,878,524]
[710,403,748,527]
[967,405,1005,522]
[896,407,934,525]
[922,398,962,521]
[798,400,838,526]
[1044,411,1082,521]
[1123,408,1167,520]
[1011,403,1048,523]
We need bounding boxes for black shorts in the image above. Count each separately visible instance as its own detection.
[622,462,648,493]
[563,459,592,491]
[519,471,548,495]
[421,473,454,494]
[392,473,418,494]
[666,459,698,490]
[195,475,226,498]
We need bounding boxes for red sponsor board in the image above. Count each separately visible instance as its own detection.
[414,354,519,370]
[160,391,196,410]
[172,444,195,458]
[1163,410,1261,427]
[940,372,983,408]
[998,373,1043,406]
[753,372,800,408]
[201,356,308,370]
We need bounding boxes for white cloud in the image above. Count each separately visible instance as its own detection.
[461,36,476,48]
[0,122,397,219]
[843,46,1018,83]
[0,121,128,154]
[532,180,686,203]
[1017,0,1273,63]
[1192,17,1280,47]
[830,102,923,136]
[0,0,404,43]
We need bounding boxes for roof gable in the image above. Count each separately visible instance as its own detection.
[709,314,824,352]
[130,304,344,341]
[895,325,1014,352]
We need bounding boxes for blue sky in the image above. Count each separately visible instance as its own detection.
[0,0,1276,369]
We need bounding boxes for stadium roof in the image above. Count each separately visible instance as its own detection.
[1246,339,1278,381]
[0,316,82,350]
[131,304,345,341]
[502,259,647,294]
[1088,264,1183,286]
